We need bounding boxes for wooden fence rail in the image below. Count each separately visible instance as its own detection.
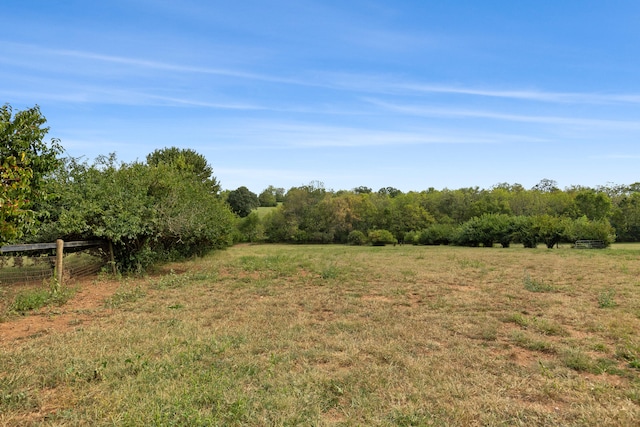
[574,239,606,249]
[0,240,106,253]
[1,240,115,285]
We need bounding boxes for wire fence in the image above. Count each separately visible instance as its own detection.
[0,241,110,286]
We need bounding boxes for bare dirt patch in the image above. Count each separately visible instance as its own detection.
[0,278,121,345]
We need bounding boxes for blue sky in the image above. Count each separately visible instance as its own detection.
[2,1,639,194]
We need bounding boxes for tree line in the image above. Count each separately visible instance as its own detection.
[234,180,631,247]
[2,104,639,272]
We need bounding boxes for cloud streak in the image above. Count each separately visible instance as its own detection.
[199,120,547,150]
[367,99,640,130]
[7,42,640,108]
[390,83,640,105]
[321,72,640,105]
[0,42,307,85]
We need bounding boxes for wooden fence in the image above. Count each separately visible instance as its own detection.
[0,240,115,285]
[574,239,606,249]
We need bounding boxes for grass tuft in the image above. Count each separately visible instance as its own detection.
[510,331,557,353]
[104,283,146,308]
[9,281,75,314]
[597,289,617,308]
[153,269,191,289]
[523,271,555,292]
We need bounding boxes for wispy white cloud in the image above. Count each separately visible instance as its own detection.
[367,99,640,130]
[6,41,640,108]
[0,42,309,86]
[396,83,640,105]
[142,95,265,110]
[200,120,546,150]
[321,71,640,105]
[0,79,266,110]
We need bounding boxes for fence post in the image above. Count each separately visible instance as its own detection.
[56,239,64,285]
[108,240,117,276]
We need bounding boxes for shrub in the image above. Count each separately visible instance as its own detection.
[403,230,419,245]
[512,216,538,248]
[347,230,367,246]
[534,215,568,248]
[454,214,504,247]
[417,223,455,245]
[236,213,265,243]
[564,216,616,246]
[37,154,235,273]
[368,229,397,246]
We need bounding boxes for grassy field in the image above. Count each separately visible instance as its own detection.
[255,205,279,218]
[1,244,639,426]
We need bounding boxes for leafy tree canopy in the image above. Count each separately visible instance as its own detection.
[1,104,63,244]
[227,186,260,217]
[146,146,220,194]
[258,186,278,207]
[1,153,33,244]
[377,187,403,198]
[354,186,372,194]
[532,178,559,193]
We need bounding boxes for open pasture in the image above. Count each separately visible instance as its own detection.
[1,244,639,426]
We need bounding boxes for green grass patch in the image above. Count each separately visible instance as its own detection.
[510,330,557,353]
[104,283,146,308]
[9,283,75,314]
[504,312,567,336]
[255,205,279,218]
[523,271,555,292]
[598,289,617,308]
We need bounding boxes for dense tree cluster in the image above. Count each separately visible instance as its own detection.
[236,181,634,247]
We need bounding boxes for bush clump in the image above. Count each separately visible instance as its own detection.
[368,229,397,246]
[347,230,367,246]
[36,152,235,273]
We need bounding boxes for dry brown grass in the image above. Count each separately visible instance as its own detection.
[1,244,639,425]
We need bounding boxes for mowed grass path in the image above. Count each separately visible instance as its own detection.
[1,244,639,426]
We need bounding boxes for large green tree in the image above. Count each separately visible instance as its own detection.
[227,186,260,217]
[258,186,278,207]
[573,189,612,220]
[1,104,62,244]
[610,191,640,241]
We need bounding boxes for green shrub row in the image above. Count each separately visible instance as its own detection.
[404,214,615,248]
